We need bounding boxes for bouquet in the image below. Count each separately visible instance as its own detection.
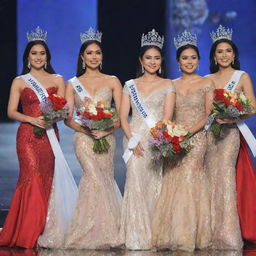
[35,94,69,136]
[149,120,192,161]
[77,98,117,153]
[210,89,254,136]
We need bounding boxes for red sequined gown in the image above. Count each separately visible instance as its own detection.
[0,87,57,248]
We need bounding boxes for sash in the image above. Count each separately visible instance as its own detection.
[224,71,256,157]
[122,79,157,163]
[21,74,78,247]
[69,76,91,99]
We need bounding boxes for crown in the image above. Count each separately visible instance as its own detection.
[141,29,164,49]
[80,27,102,44]
[27,26,47,42]
[174,30,197,50]
[210,25,233,43]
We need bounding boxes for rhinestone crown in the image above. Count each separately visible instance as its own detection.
[141,29,164,49]
[174,30,197,50]
[27,26,47,42]
[80,27,102,44]
[210,24,233,43]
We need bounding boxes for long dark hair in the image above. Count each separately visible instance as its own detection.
[209,38,240,73]
[136,45,165,78]
[76,40,102,77]
[176,44,201,61]
[22,40,55,75]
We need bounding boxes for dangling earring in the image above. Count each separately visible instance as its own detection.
[100,62,102,70]
[197,64,200,71]
[141,65,145,73]
[44,61,47,69]
[215,59,218,65]
[82,61,85,69]
[232,58,235,65]
[27,60,31,69]
[159,67,162,74]
[178,64,181,72]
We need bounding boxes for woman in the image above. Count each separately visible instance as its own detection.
[119,29,176,250]
[64,28,123,249]
[152,31,213,251]
[206,25,256,249]
[0,27,65,248]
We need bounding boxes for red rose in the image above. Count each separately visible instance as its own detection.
[48,94,67,111]
[173,143,181,153]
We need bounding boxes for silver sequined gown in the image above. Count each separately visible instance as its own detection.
[119,83,176,250]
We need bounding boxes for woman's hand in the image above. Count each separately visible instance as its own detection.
[216,118,238,124]
[29,116,47,129]
[132,142,144,158]
[91,130,109,139]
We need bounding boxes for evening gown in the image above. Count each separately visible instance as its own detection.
[152,84,213,251]
[64,87,122,249]
[119,82,176,250]
[0,87,57,248]
[205,88,243,249]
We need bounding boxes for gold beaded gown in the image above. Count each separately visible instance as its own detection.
[205,88,243,250]
[64,87,122,249]
[152,84,214,251]
[120,82,176,250]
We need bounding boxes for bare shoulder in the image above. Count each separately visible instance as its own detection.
[240,71,251,82]
[161,78,174,86]
[12,76,26,90]
[52,74,64,83]
[103,74,122,88]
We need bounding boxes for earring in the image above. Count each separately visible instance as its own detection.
[27,60,31,69]
[44,61,47,69]
[141,65,145,73]
[178,64,181,72]
[82,61,85,69]
[215,59,217,65]
[159,67,162,74]
[100,62,102,70]
[197,64,200,71]
[232,59,235,65]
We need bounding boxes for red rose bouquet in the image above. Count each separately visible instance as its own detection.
[210,89,254,136]
[34,94,69,136]
[76,98,117,153]
[149,120,192,161]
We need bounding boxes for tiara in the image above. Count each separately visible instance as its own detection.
[141,29,164,49]
[210,24,233,43]
[174,30,197,50]
[27,26,47,42]
[80,27,102,44]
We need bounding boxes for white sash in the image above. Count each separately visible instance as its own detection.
[224,71,256,157]
[69,76,91,99]
[21,74,78,247]
[122,79,157,163]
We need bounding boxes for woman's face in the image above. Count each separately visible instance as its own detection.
[28,44,47,70]
[81,43,102,70]
[214,42,235,68]
[140,47,162,74]
[178,47,199,74]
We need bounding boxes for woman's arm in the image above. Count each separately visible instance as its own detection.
[7,77,46,128]
[162,88,176,121]
[188,83,214,134]
[64,82,92,135]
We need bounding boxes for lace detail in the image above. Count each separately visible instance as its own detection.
[64,87,122,249]
[152,86,212,251]
[120,85,174,250]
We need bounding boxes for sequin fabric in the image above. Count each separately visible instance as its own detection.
[120,84,176,250]
[0,87,57,248]
[152,85,214,251]
[64,87,122,249]
[205,88,243,250]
